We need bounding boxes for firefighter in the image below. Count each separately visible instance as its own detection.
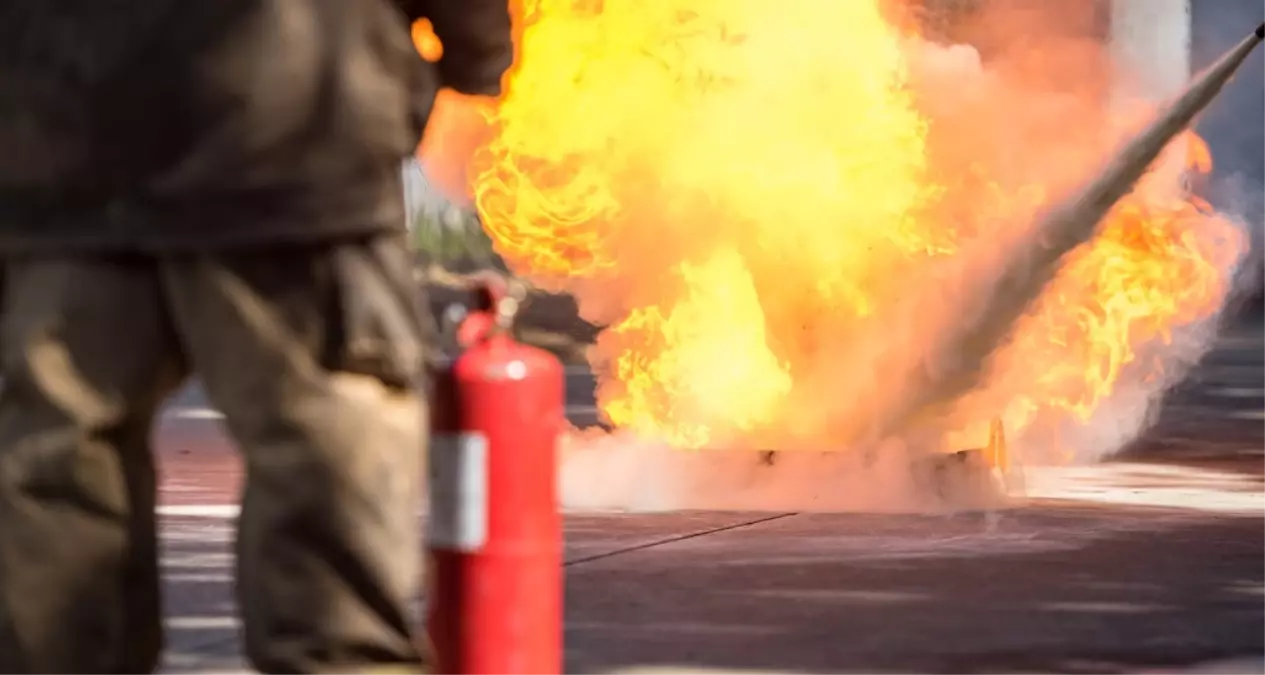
[0,0,510,672]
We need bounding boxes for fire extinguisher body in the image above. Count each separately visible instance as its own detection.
[428,328,565,674]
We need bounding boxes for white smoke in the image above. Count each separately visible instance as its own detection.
[558,427,1008,513]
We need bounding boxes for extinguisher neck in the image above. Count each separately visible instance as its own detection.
[454,276,527,348]
[455,311,497,347]
[457,312,525,349]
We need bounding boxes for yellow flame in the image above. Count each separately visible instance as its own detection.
[475,0,933,286]
[600,249,792,448]
[990,136,1243,427]
[463,0,1242,456]
[411,19,443,62]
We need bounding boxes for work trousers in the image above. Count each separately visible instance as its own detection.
[0,236,428,673]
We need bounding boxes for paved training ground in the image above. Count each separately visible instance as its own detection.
[154,318,1264,673]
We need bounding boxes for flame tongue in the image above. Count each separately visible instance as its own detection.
[598,249,792,449]
[466,1,1257,459]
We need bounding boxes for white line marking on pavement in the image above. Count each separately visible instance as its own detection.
[158,504,440,519]
[1204,386,1265,399]
[1226,408,1265,421]
[1024,464,1265,515]
[158,505,240,518]
[166,572,234,583]
[166,616,240,631]
[166,408,226,421]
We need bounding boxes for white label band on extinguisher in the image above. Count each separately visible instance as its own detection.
[427,432,489,552]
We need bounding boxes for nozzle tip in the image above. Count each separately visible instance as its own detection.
[1256,22,1264,39]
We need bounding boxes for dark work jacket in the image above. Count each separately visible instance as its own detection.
[0,0,511,252]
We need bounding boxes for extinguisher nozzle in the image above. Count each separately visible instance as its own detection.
[472,286,498,312]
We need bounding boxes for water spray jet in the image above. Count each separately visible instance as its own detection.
[878,23,1265,442]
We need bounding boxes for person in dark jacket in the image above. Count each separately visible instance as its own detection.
[0,0,511,672]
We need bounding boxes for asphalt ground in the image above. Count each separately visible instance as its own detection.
[152,318,1264,673]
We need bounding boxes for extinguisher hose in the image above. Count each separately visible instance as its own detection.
[563,512,799,567]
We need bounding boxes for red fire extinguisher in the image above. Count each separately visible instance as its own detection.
[427,276,565,674]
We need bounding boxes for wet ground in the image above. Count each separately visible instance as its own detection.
[154,317,1264,673]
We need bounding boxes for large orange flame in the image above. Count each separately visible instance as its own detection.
[446,0,1245,460]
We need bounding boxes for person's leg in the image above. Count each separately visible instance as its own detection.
[160,236,427,673]
[0,256,185,673]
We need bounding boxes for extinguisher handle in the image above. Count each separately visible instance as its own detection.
[466,272,526,331]
[444,272,528,347]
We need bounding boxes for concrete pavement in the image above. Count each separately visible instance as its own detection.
[152,318,1264,673]
[157,503,1262,673]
